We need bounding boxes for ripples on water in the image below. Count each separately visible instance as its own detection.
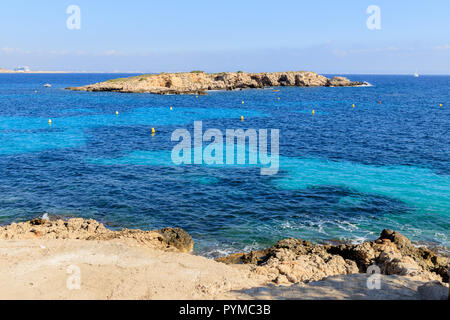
[0,74,448,256]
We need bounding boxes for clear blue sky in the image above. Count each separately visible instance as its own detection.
[1,0,449,74]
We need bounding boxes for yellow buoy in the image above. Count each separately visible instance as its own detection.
[48,119,52,125]
[277,97,280,100]
[115,111,119,115]
[151,128,156,134]
[196,95,198,99]
[242,101,245,104]
[170,106,173,111]
[352,104,355,108]
[241,115,244,121]
[439,103,443,107]
[35,90,38,93]
[312,110,315,115]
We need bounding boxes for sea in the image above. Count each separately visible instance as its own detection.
[0,73,448,257]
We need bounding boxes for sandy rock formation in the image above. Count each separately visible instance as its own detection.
[0,217,193,253]
[66,71,364,95]
[328,229,449,282]
[217,230,449,285]
[218,238,359,285]
[327,76,359,86]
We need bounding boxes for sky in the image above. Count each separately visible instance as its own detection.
[0,0,449,74]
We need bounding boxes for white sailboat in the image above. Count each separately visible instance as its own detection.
[414,70,419,78]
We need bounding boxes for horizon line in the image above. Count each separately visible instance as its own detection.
[1,69,450,76]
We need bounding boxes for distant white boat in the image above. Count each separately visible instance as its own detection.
[414,70,419,78]
[44,83,51,87]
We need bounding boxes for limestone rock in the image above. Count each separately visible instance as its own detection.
[0,217,192,253]
[157,227,194,253]
[379,229,449,282]
[67,71,364,95]
[218,229,449,285]
[30,218,50,226]
[378,250,421,276]
[327,76,361,87]
[218,238,359,285]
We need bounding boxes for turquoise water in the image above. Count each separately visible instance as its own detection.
[0,107,263,154]
[0,74,448,256]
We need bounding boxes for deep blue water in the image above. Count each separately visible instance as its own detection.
[0,73,449,256]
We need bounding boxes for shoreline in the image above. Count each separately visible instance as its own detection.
[0,217,448,300]
[3,215,448,259]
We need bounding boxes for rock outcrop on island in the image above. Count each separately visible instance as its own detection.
[66,71,365,95]
[217,229,449,286]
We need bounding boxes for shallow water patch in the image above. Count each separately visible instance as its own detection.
[0,107,264,155]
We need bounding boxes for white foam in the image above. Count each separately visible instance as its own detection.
[356,81,373,87]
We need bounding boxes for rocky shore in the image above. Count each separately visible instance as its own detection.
[217,230,449,285]
[0,217,194,252]
[0,217,448,299]
[66,71,365,95]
